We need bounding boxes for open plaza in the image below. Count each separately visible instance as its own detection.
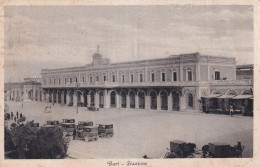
[5,100,253,159]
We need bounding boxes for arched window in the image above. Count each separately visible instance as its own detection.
[188,93,193,107]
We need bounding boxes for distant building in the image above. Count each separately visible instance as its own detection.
[236,64,253,81]
[24,76,42,83]
[4,81,42,102]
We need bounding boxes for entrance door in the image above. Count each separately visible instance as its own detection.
[172,92,180,111]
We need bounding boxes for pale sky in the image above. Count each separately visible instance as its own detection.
[4,5,253,82]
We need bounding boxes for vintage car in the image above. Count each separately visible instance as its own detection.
[202,142,245,158]
[29,122,40,130]
[61,119,76,135]
[87,106,99,111]
[77,121,93,130]
[98,124,114,138]
[77,126,98,141]
[42,120,61,128]
[164,140,196,158]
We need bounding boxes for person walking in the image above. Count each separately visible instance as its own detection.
[20,113,23,119]
[230,105,234,117]
[11,112,14,119]
[73,129,77,140]
[16,111,19,118]
[14,116,16,122]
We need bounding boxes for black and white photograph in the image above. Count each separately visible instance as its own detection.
[2,2,257,166]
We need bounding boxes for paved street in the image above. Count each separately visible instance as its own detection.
[5,101,253,158]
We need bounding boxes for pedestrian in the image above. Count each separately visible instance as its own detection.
[14,116,16,122]
[11,112,13,119]
[16,111,19,118]
[73,129,76,140]
[20,113,23,119]
[230,105,233,117]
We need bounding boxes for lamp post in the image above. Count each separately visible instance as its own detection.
[75,82,80,114]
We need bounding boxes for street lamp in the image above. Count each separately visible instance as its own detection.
[74,82,80,114]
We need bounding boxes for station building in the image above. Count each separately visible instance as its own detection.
[40,47,253,112]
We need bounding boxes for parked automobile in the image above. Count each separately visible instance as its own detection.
[61,119,76,135]
[202,142,245,158]
[98,124,114,138]
[164,140,196,158]
[77,126,98,141]
[77,121,93,130]
[77,102,86,107]
[29,122,40,130]
[88,106,99,111]
[42,120,61,128]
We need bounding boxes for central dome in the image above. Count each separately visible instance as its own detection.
[92,45,102,59]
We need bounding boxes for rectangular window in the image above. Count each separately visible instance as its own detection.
[112,75,115,82]
[96,76,99,82]
[173,72,177,81]
[58,78,61,85]
[151,73,155,82]
[104,76,107,81]
[188,71,192,81]
[122,75,125,82]
[82,77,85,83]
[64,78,67,84]
[49,79,51,85]
[161,73,165,82]
[140,74,143,82]
[131,74,134,82]
[90,77,92,83]
[215,71,220,80]
[53,79,56,85]
[75,77,78,83]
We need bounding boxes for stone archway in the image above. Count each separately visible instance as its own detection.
[138,91,145,109]
[150,91,157,110]
[129,91,135,108]
[121,91,127,108]
[160,90,168,110]
[90,91,95,107]
[172,91,180,111]
[110,91,116,108]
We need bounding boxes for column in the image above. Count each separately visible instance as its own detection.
[180,95,185,111]
[104,90,110,109]
[168,93,173,111]
[73,93,77,107]
[135,94,139,109]
[52,93,55,103]
[46,93,50,103]
[145,95,150,110]
[95,92,99,108]
[126,94,130,108]
[180,63,183,82]
[66,94,70,106]
[116,93,120,108]
[157,94,161,110]
[87,95,91,107]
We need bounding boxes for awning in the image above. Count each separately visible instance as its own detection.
[201,94,222,98]
[232,95,253,99]
[217,94,235,99]
[250,97,253,100]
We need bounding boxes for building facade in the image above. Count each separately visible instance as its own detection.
[40,48,253,111]
[4,81,42,102]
